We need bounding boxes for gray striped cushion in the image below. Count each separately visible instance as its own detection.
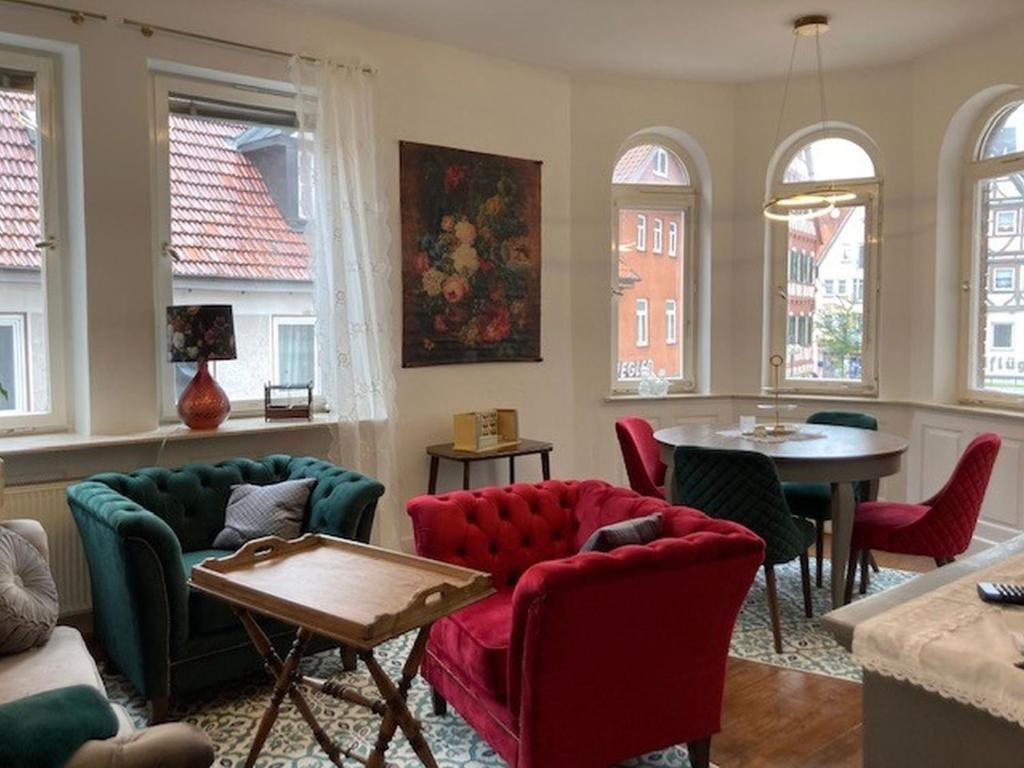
[0,528,58,655]
[212,478,317,549]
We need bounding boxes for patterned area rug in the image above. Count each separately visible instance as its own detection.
[103,561,916,767]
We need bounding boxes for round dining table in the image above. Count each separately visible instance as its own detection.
[654,423,909,609]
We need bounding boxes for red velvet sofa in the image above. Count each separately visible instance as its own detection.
[407,479,764,768]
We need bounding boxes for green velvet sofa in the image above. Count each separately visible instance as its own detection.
[67,455,384,721]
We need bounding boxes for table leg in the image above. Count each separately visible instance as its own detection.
[428,456,440,495]
[462,461,471,490]
[508,455,515,484]
[236,611,345,767]
[242,622,314,768]
[362,626,436,768]
[541,450,550,480]
[829,482,857,609]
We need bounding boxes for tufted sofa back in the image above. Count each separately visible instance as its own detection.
[86,455,381,552]
[407,479,685,591]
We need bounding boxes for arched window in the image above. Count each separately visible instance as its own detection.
[767,131,881,394]
[961,94,1024,403]
[611,140,696,392]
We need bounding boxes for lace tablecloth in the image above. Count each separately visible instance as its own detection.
[852,552,1024,726]
[715,428,826,445]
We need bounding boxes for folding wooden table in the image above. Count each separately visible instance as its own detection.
[190,534,494,768]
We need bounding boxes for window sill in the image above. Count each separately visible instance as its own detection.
[604,392,728,403]
[0,413,335,458]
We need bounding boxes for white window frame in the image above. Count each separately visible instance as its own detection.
[635,213,647,251]
[990,321,1014,350]
[0,313,28,412]
[152,72,308,419]
[652,217,663,254]
[665,299,677,345]
[0,49,68,431]
[611,137,698,395]
[668,220,678,257]
[271,315,317,385]
[959,90,1024,406]
[635,298,649,347]
[994,208,1018,235]
[767,128,882,396]
[652,147,669,178]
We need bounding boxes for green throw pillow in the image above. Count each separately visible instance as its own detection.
[0,685,119,767]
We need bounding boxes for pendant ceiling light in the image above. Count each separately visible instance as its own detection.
[763,15,854,222]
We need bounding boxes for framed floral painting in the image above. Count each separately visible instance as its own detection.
[400,141,542,367]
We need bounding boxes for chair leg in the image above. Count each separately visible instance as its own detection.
[815,519,825,588]
[859,549,871,594]
[869,552,880,573]
[687,736,711,768]
[844,550,859,605]
[431,687,448,716]
[799,550,813,618]
[934,556,955,567]
[764,564,783,654]
[340,645,358,672]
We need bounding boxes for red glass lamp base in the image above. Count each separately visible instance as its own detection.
[177,360,231,430]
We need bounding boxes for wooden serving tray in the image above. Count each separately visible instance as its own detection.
[190,534,494,649]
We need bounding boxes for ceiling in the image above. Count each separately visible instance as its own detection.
[292,0,1024,82]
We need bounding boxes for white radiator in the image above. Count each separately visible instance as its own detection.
[2,482,91,617]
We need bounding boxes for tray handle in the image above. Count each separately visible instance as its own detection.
[406,582,456,614]
[224,534,311,567]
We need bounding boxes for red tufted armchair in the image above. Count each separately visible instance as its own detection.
[407,479,764,768]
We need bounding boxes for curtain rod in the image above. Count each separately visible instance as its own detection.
[0,0,106,23]
[121,18,377,75]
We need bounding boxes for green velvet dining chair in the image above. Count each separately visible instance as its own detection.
[673,446,814,653]
[783,411,879,589]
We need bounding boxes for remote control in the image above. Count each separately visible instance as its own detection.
[977,582,1024,606]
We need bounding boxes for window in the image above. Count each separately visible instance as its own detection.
[0,52,67,429]
[652,147,669,177]
[962,95,1024,402]
[769,131,881,393]
[993,267,1015,292]
[635,299,649,347]
[636,214,647,251]
[271,316,316,385]
[612,139,695,391]
[991,322,1014,350]
[995,209,1018,235]
[665,299,677,344]
[154,75,316,417]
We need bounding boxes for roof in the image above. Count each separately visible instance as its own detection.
[0,89,42,271]
[0,93,311,281]
[169,115,311,281]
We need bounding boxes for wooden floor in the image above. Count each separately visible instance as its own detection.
[712,541,932,767]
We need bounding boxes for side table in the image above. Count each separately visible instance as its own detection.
[426,439,553,493]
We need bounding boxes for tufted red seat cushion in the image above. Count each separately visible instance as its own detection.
[429,591,514,701]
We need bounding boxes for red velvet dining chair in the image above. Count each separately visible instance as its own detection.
[615,417,667,499]
[845,432,1001,601]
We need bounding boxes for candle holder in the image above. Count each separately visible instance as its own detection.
[757,354,798,436]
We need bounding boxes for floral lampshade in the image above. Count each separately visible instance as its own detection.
[166,305,237,363]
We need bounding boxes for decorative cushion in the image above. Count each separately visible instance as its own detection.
[212,477,316,549]
[571,480,668,550]
[579,512,663,553]
[429,591,513,701]
[0,684,118,767]
[0,528,58,655]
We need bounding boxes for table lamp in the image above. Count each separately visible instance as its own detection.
[167,305,236,430]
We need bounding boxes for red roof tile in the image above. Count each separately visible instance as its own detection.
[169,115,311,281]
[0,95,311,281]
[0,90,41,271]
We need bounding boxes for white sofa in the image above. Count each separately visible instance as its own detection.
[0,519,214,767]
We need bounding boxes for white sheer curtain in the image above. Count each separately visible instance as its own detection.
[290,57,400,549]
